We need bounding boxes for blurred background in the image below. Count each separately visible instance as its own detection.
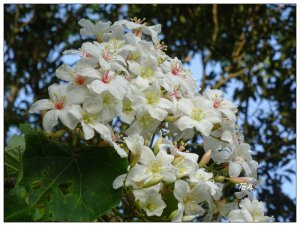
[4,4,296,222]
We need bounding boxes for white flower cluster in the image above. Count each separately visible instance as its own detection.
[30,18,273,222]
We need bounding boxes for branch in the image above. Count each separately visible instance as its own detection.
[212,68,245,89]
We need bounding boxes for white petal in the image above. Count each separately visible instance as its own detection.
[42,109,59,132]
[157,98,173,110]
[113,142,128,158]
[229,161,242,177]
[30,99,53,113]
[88,80,108,94]
[175,116,196,131]
[128,61,142,75]
[148,107,167,121]
[220,108,236,121]
[195,120,213,136]
[221,130,233,144]
[65,87,89,105]
[140,146,155,165]
[178,98,194,115]
[77,67,101,78]
[68,105,83,120]
[59,109,78,129]
[56,64,75,82]
[112,174,126,189]
[82,121,95,140]
[172,202,185,222]
[78,18,96,36]
[174,180,189,202]
[109,76,128,100]
[228,209,253,222]
[91,123,112,141]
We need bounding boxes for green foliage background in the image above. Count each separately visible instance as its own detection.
[4,4,296,222]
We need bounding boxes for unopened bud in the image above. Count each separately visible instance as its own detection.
[214,176,225,182]
[169,210,178,221]
[229,177,250,184]
[153,137,163,154]
[164,115,178,123]
[52,129,66,138]
[199,149,212,167]
[76,128,85,140]
[143,176,163,188]
[172,156,184,165]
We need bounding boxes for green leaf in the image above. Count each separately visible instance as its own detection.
[4,134,25,180]
[5,124,128,222]
[4,186,33,222]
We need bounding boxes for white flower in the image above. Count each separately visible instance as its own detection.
[78,18,111,42]
[123,134,146,165]
[190,168,220,196]
[229,143,258,178]
[126,111,160,138]
[80,41,127,72]
[81,68,128,100]
[127,148,176,186]
[120,97,135,124]
[228,198,274,222]
[175,97,221,136]
[159,138,199,164]
[116,18,161,43]
[160,57,197,96]
[84,91,121,123]
[173,158,196,178]
[131,81,173,121]
[68,104,111,140]
[133,184,166,216]
[172,180,206,222]
[56,64,92,87]
[128,52,161,83]
[203,89,237,121]
[29,84,87,131]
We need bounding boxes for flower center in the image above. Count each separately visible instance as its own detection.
[54,101,64,110]
[172,62,182,75]
[149,162,161,174]
[191,108,204,121]
[141,66,154,78]
[83,112,97,124]
[102,49,111,61]
[80,50,92,58]
[101,71,113,83]
[213,101,220,109]
[122,99,133,113]
[75,75,86,86]
[145,91,159,105]
[102,93,112,106]
[139,113,155,128]
[146,202,156,212]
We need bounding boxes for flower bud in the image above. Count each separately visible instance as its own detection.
[164,115,178,122]
[229,177,250,184]
[52,129,66,138]
[214,175,225,182]
[169,210,178,221]
[143,176,163,188]
[172,156,184,165]
[153,137,163,155]
[199,149,212,167]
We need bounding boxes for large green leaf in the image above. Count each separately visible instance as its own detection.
[5,124,128,222]
[4,134,25,180]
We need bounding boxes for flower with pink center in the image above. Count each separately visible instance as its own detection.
[29,83,88,132]
[203,89,238,121]
[56,64,90,87]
